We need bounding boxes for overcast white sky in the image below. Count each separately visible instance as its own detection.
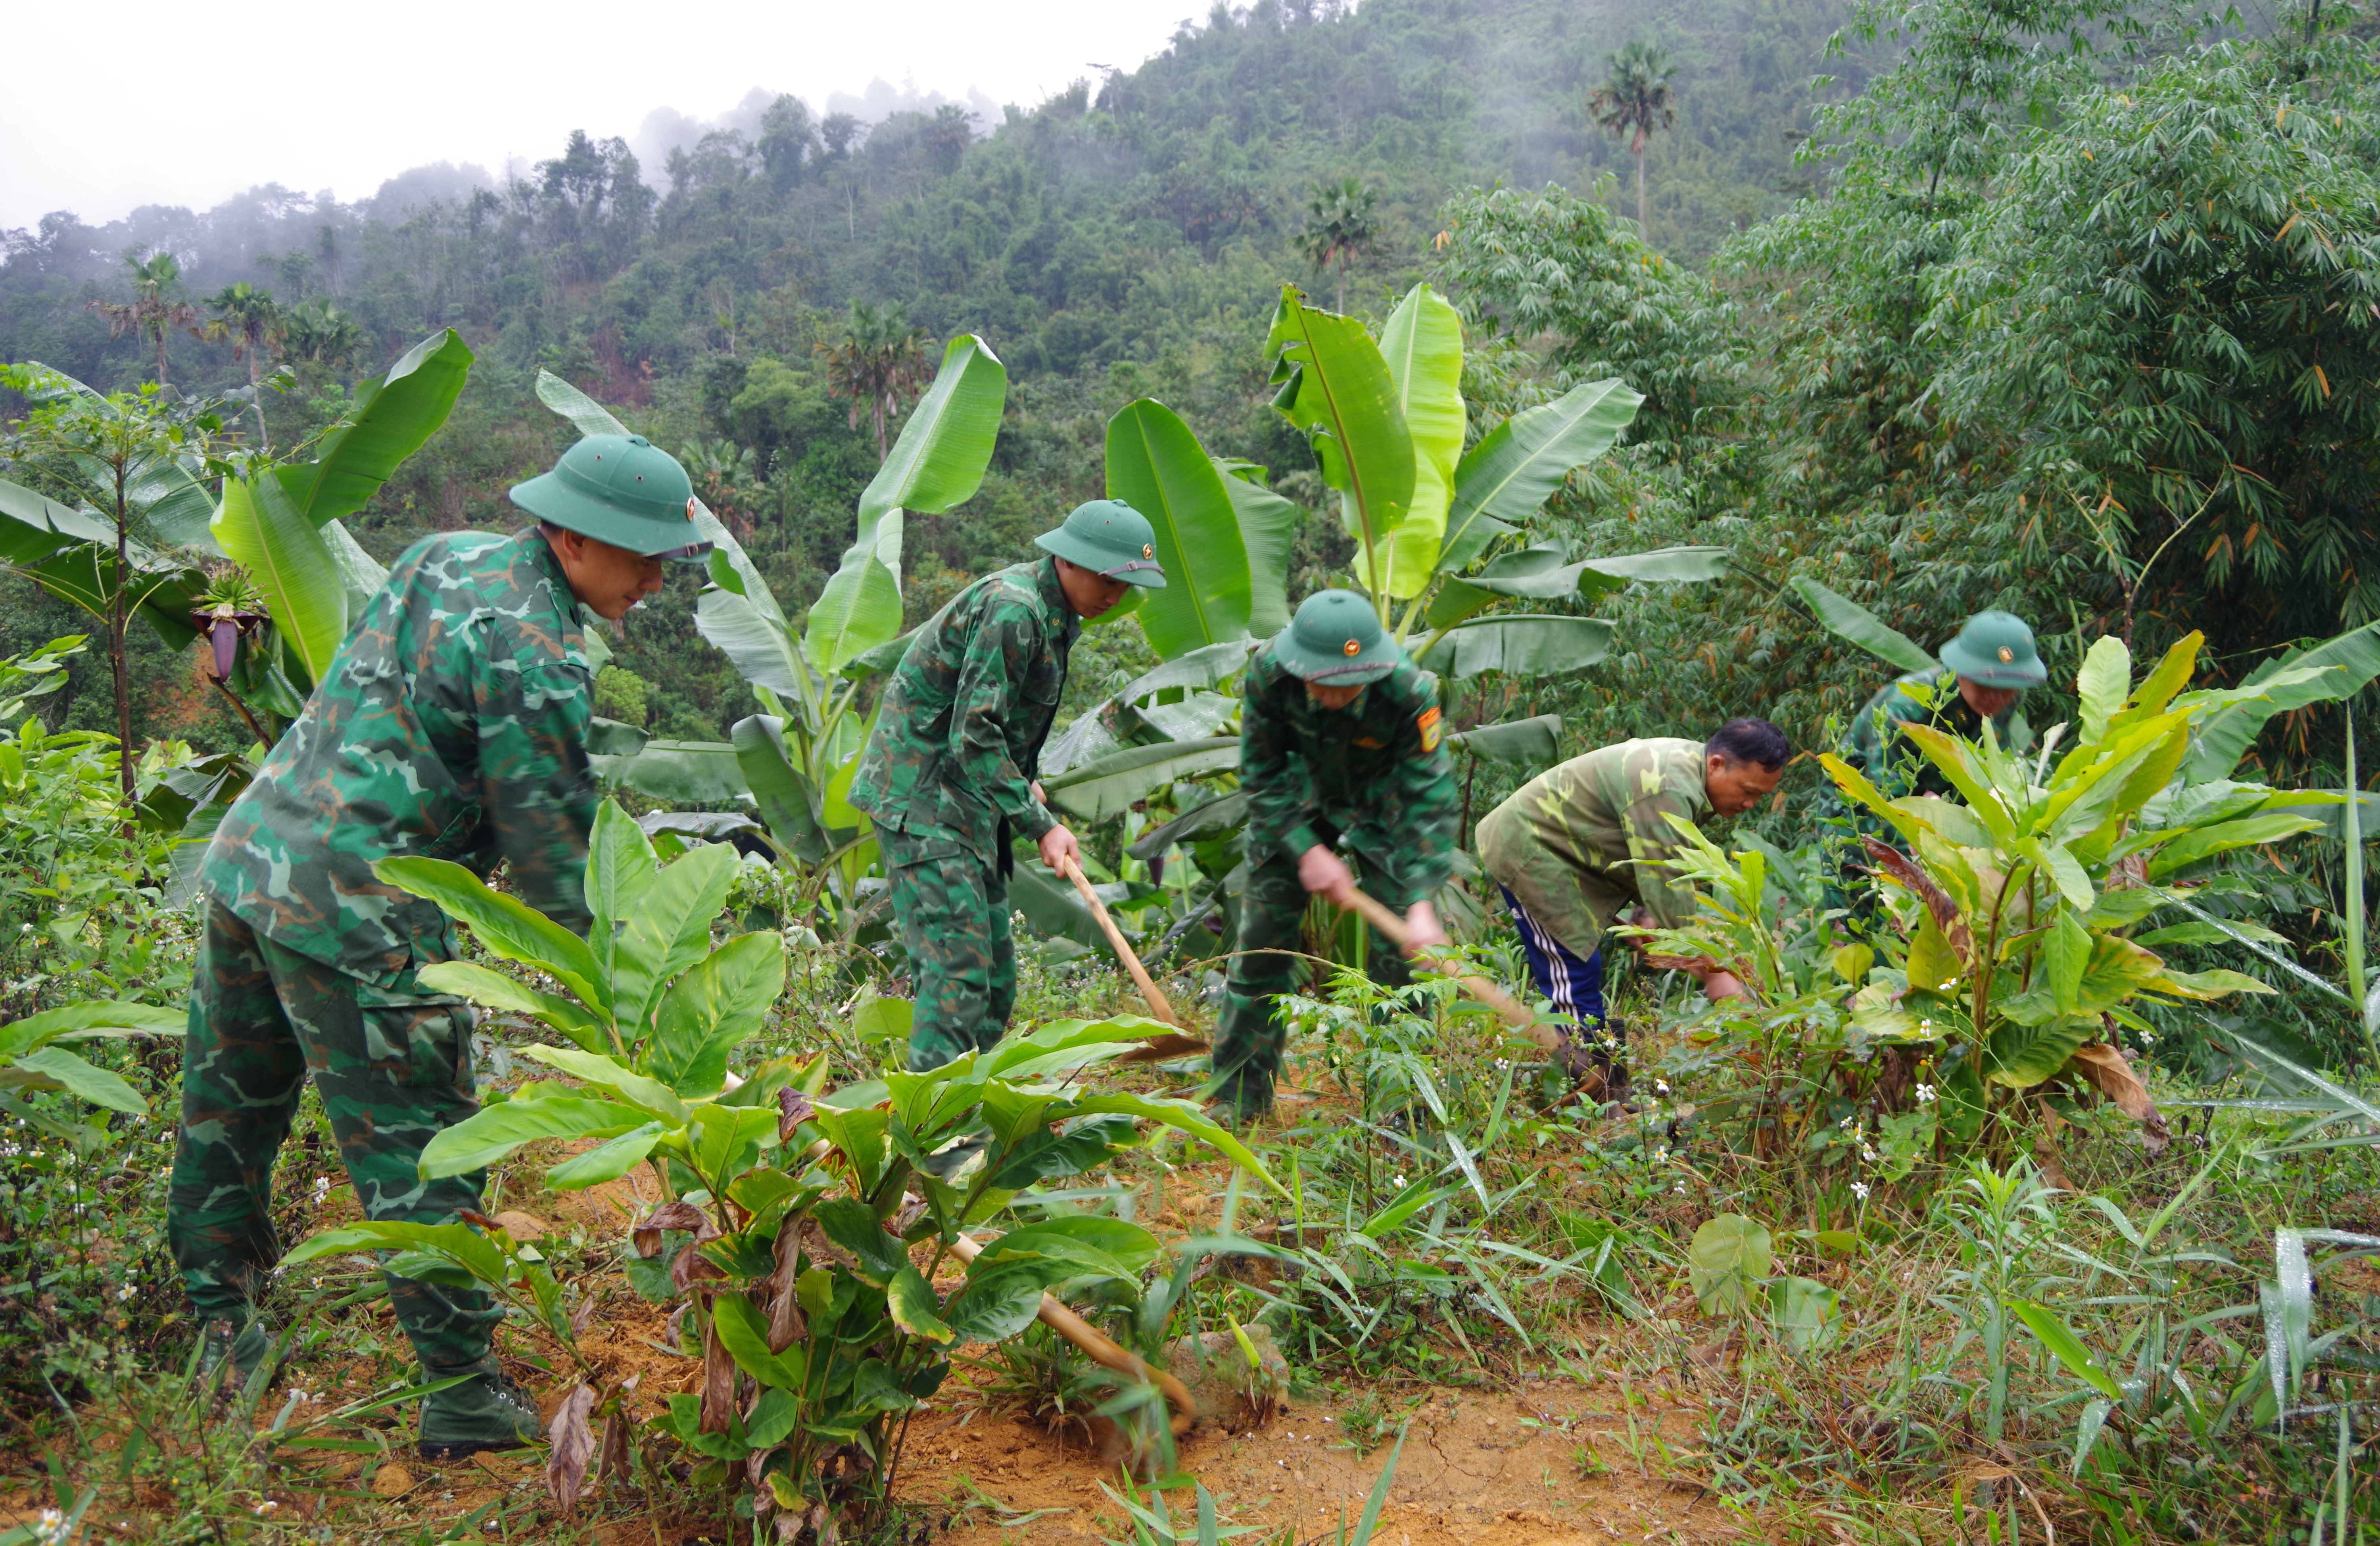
[0,0,1204,230]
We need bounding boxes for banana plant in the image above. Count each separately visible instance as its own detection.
[1806,630,2334,1149]
[305,799,1271,1528]
[1266,281,1730,666]
[210,329,473,688]
[545,342,1007,930]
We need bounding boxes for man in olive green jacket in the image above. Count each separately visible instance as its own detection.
[1477,719,1789,1089]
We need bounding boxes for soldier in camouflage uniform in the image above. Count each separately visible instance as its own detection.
[850,500,1165,1071]
[1825,611,2046,923]
[1836,611,2045,801]
[1476,721,1789,1089]
[1212,590,1460,1122]
[171,431,710,1458]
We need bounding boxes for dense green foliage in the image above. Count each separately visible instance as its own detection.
[0,0,1852,750]
[3,11,2379,1531]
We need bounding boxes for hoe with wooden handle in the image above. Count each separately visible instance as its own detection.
[1340,886,1563,1056]
[1058,855,1213,1063]
[945,1230,1200,1435]
[1057,854,1180,1025]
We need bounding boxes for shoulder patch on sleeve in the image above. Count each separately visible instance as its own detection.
[1416,706,1442,753]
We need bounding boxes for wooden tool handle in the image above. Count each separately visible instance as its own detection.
[1060,855,1180,1027]
[948,1232,1198,1435]
[1342,887,1558,1049]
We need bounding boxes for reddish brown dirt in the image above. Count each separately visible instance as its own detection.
[898,1380,1742,1546]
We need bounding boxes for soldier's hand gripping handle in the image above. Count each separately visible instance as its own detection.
[1296,842,1359,907]
[1037,823,1081,874]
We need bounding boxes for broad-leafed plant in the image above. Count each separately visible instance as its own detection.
[288,801,1271,1533]
[538,341,1007,939]
[0,999,182,1153]
[1639,631,2335,1161]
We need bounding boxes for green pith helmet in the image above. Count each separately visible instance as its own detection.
[508,434,714,561]
[1271,589,1401,683]
[1939,610,2048,688]
[1033,500,1168,588]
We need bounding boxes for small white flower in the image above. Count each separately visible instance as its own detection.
[1919,1019,1933,1034]
[1392,1174,1408,1189]
[1860,1144,1878,1162]
[1654,1079,1671,1095]
[116,1284,135,1301]
[254,1500,278,1515]
[310,1176,330,1203]
[1852,1182,1871,1201]
[1914,1083,1937,1104]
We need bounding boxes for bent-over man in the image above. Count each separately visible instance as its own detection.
[1477,719,1790,1092]
[1211,589,1459,1124]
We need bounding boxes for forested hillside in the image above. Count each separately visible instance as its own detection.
[1,0,2371,799]
[0,0,1856,747]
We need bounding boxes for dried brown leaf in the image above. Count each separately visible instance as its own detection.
[700,1298,736,1434]
[2067,1041,2171,1157]
[767,1215,807,1354]
[1861,837,1975,961]
[545,1383,596,1518]
[631,1200,708,1258]
[666,1209,727,1292]
[777,1086,816,1143]
[597,1393,633,1489]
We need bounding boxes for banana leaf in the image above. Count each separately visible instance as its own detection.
[1106,399,1251,658]
[1790,576,1937,676]
[1417,616,1614,679]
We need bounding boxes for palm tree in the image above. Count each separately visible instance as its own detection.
[196,282,282,449]
[1589,42,1679,234]
[278,299,365,369]
[816,302,930,463]
[1297,177,1383,313]
[88,252,201,386]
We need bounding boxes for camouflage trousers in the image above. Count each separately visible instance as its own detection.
[881,830,1016,1071]
[1212,835,1416,1118]
[168,900,500,1375]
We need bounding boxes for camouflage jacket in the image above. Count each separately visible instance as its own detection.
[1476,737,1711,955]
[1238,645,1458,905]
[1839,669,2027,804]
[848,557,1075,858]
[200,529,598,986]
